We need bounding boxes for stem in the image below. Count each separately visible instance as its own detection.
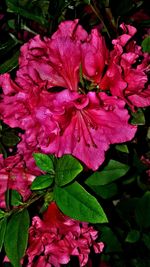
[5,191,46,218]
[90,1,111,39]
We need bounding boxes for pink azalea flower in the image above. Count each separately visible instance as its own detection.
[26,202,104,267]
[41,90,136,170]
[0,154,38,208]
[0,21,137,171]
[81,28,109,83]
[15,19,109,93]
[0,73,136,170]
[16,20,88,92]
[101,24,150,110]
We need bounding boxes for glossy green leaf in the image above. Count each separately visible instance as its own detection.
[0,218,7,251]
[86,183,118,199]
[141,36,150,53]
[54,181,108,223]
[4,209,30,267]
[125,230,140,243]
[135,191,150,229]
[115,144,129,153]
[33,153,54,172]
[131,109,145,125]
[85,160,129,186]
[0,51,19,74]
[55,155,83,186]
[31,174,54,190]
[10,190,23,206]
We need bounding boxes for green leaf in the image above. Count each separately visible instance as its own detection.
[83,0,91,5]
[4,209,30,267]
[10,190,23,206]
[115,144,129,153]
[85,160,129,186]
[0,209,5,219]
[33,153,54,172]
[0,51,19,74]
[135,191,150,229]
[55,155,83,186]
[2,132,20,147]
[54,181,108,223]
[31,174,54,190]
[125,230,140,243]
[100,226,122,252]
[141,36,150,53]
[131,109,145,125]
[5,0,48,26]
[86,183,118,199]
[0,218,7,251]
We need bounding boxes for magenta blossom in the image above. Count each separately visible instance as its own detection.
[81,28,109,83]
[0,21,137,170]
[0,154,38,208]
[0,75,136,170]
[15,19,109,93]
[40,90,136,170]
[101,23,150,110]
[26,202,104,267]
[16,20,88,92]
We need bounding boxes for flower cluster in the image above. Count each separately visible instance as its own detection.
[26,202,104,267]
[0,18,150,267]
[0,20,145,171]
[101,24,150,110]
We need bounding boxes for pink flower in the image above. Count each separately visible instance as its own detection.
[26,202,104,267]
[15,20,109,93]
[42,90,136,170]
[81,29,109,83]
[0,154,38,208]
[101,24,150,110]
[16,20,88,92]
[0,73,136,170]
[0,21,137,171]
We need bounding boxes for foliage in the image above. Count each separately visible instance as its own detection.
[0,0,150,266]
